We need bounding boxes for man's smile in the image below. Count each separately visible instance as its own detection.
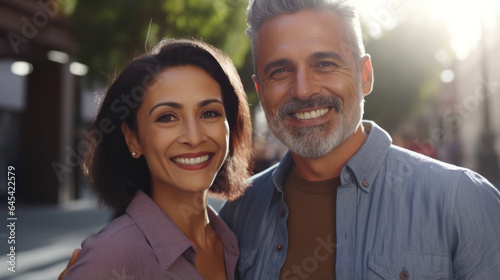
[292,107,330,120]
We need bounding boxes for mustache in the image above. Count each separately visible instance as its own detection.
[277,96,342,120]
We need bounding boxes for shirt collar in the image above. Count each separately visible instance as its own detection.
[272,121,392,193]
[125,190,239,271]
[126,190,194,270]
[208,206,239,257]
[344,121,392,193]
[272,150,295,192]
[208,207,239,277]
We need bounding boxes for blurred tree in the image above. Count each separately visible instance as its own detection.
[61,0,250,82]
[363,12,451,134]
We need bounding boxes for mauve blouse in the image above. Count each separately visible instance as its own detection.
[64,190,239,280]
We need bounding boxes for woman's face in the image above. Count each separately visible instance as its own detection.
[123,65,229,195]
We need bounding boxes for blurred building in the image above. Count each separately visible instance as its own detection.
[435,21,500,187]
[252,105,287,174]
[0,0,83,204]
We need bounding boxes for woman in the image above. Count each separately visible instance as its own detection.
[64,38,252,280]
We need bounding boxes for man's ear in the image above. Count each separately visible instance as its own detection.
[360,54,374,96]
[252,74,263,102]
[121,122,143,158]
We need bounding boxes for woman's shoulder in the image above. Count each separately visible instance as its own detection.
[82,214,153,255]
[64,214,159,279]
[88,214,137,240]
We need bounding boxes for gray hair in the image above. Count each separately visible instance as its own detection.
[246,0,365,74]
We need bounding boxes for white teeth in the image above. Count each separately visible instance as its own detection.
[173,155,210,165]
[294,108,329,120]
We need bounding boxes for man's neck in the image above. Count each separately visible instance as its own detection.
[291,124,367,181]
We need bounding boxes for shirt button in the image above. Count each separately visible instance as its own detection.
[362,180,369,187]
[276,244,283,251]
[399,270,409,279]
[279,210,285,217]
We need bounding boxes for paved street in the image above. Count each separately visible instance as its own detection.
[0,198,113,280]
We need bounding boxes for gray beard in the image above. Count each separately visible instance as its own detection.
[266,95,363,158]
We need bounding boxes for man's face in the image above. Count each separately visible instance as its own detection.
[253,10,373,158]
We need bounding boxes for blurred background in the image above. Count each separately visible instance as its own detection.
[0,0,499,279]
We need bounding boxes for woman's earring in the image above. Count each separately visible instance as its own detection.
[131,152,137,157]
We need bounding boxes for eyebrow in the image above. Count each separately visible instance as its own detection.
[309,51,344,63]
[199,99,224,108]
[149,99,224,116]
[262,51,345,76]
[263,58,291,76]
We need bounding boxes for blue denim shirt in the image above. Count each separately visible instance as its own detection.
[220,121,500,280]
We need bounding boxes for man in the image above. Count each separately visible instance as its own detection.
[219,0,500,279]
[60,0,500,279]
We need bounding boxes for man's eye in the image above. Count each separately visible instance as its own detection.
[157,114,177,122]
[270,68,288,76]
[201,110,221,119]
[317,61,337,68]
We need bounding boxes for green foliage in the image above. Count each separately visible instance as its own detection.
[65,0,250,82]
[364,15,451,133]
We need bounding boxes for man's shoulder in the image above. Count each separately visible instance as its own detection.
[387,144,465,175]
[241,162,280,198]
[385,144,497,194]
[220,163,280,219]
[251,162,280,184]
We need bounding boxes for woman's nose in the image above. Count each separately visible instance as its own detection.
[178,119,207,147]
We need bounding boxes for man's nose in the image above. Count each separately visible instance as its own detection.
[291,68,321,100]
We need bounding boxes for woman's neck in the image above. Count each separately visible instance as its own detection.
[151,183,227,280]
[151,185,212,248]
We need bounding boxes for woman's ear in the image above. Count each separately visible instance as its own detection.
[121,122,143,158]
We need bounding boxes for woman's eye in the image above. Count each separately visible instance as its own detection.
[201,110,221,119]
[156,114,177,122]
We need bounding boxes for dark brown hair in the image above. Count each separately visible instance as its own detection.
[83,38,252,212]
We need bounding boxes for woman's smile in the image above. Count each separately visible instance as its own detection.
[171,152,214,170]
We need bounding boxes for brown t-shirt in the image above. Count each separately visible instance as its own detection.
[280,167,340,280]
